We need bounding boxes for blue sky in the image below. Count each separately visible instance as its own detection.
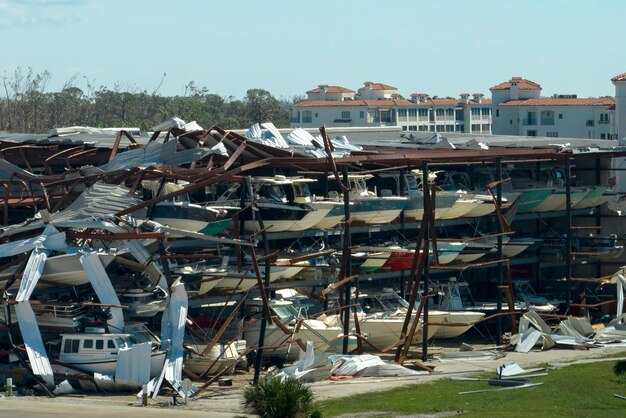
[1,0,624,100]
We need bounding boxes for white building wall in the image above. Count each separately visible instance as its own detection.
[507,105,613,139]
[614,80,626,144]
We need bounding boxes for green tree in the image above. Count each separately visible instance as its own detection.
[244,88,290,127]
[242,377,322,418]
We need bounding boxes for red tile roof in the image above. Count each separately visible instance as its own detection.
[292,99,415,107]
[499,97,615,107]
[362,82,397,90]
[491,77,541,91]
[306,85,356,94]
[292,98,492,107]
[611,72,626,82]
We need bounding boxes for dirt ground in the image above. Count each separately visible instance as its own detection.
[1,343,625,417]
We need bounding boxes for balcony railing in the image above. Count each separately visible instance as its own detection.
[599,120,610,124]
[523,119,537,126]
[541,118,555,125]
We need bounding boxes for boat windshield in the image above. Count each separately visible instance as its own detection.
[259,185,287,203]
[271,304,299,321]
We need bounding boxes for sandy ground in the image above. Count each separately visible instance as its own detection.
[1,343,625,417]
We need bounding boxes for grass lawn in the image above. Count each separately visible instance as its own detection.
[319,355,626,417]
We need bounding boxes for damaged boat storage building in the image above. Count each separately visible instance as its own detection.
[0,118,626,396]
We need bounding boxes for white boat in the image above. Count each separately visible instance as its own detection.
[54,331,166,376]
[435,277,557,314]
[242,299,356,361]
[209,176,333,233]
[184,340,246,376]
[1,301,88,332]
[322,292,442,350]
[359,290,482,340]
[0,252,116,288]
[118,288,167,318]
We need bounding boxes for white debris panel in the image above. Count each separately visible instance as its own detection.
[80,252,124,333]
[15,302,54,385]
[115,342,152,387]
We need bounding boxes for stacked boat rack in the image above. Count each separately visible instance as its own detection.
[0,118,626,397]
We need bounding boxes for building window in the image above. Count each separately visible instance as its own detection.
[481,107,490,116]
[315,113,318,118]
[402,126,407,131]
[419,125,428,131]
[302,111,312,123]
[601,134,606,139]
[471,108,480,116]
[545,132,559,137]
[510,119,513,124]
[408,109,417,117]
[429,125,435,132]
[482,123,490,132]
[341,111,350,119]
[359,111,365,119]
[436,108,444,116]
[471,124,480,132]
[559,114,563,119]
[436,124,444,131]
[409,125,417,131]
[398,109,407,117]
[446,108,454,116]
[496,109,499,117]
[418,109,428,117]
[455,109,464,121]
[527,130,537,136]
[445,125,454,132]
[457,124,465,132]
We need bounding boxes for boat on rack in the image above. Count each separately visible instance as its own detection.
[52,330,166,376]
[320,174,409,226]
[183,340,246,376]
[1,301,88,332]
[362,289,484,339]
[208,176,334,233]
[540,232,624,261]
[117,288,167,318]
[323,290,443,349]
[434,277,558,314]
[242,299,357,361]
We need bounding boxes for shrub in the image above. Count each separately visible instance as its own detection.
[242,377,322,418]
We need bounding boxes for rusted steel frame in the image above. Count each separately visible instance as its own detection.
[429,258,511,271]
[257,251,279,263]
[568,277,613,283]
[6,299,127,308]
[62,148,100,170]
[487,178,512,233]
[65,232,166,240]
[127,170,146,197]
[115,159,271,217]
[199,294,248,360]
[43,145,85,174]
[319,125,349,193]
[308,303,361,317]
[223,141,247,171]
[398,294,428,364]
[321,275,359,296]
[160,253,221,260]
[108,130,141,163]
[352,277,363,353]
[17,147,33,173]
[430,184,439,266]
[396,171,430,362]
[249,246,273,328]
[503,259,517,329]
[282,249,336,265]
[570,300,615,308]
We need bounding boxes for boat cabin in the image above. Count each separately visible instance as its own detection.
[59,332,134,364]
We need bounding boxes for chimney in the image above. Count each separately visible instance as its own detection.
[510,77,520,100]
[472,93,484,103]
[460,93,470,104]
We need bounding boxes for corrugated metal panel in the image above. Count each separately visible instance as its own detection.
[115,342,152,387]
[80,252,124,333]
[15,301,54,385]
[16,249,47,302]
[0,225,65,258]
